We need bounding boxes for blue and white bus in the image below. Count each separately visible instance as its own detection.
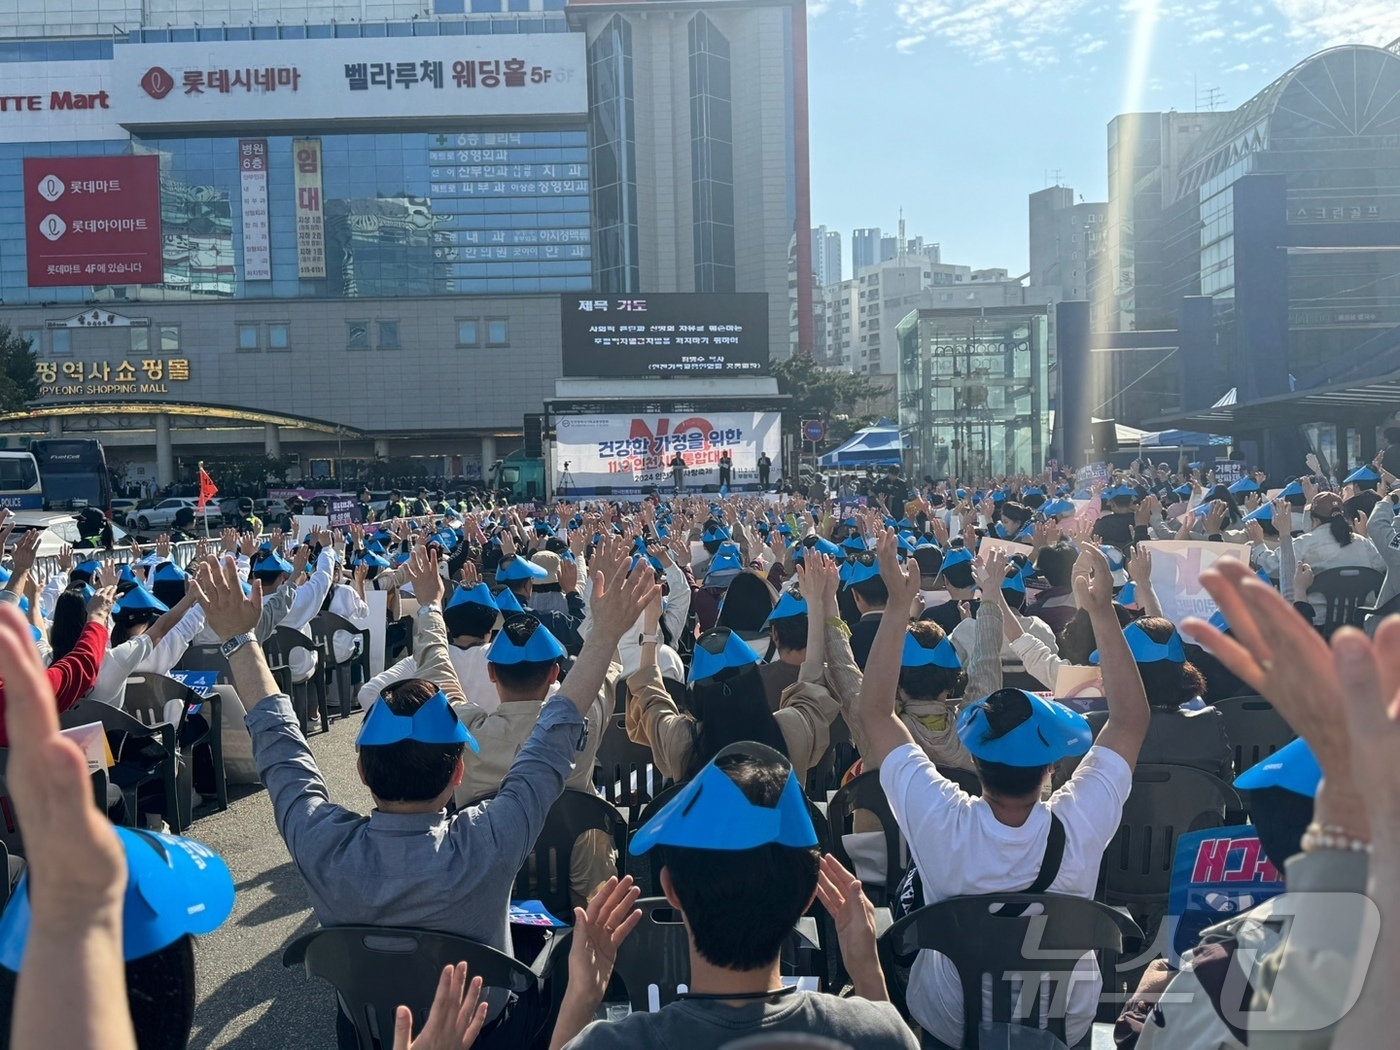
[0,451,45,511]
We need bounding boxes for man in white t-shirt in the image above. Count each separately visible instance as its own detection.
[856,534,1150,1049]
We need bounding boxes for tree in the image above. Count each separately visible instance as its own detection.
[770,354,883,446]
[0,326,38,414]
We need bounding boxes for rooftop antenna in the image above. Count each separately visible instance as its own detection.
[1046,168,1063,188]
[1196,84,1225,111]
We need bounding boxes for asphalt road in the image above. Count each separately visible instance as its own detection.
[186,716,360,1050]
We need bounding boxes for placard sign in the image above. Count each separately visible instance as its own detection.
[238,138,271,280]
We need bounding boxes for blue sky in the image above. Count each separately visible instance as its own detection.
[807,0,1397,276]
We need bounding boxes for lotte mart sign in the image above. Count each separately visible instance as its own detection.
[23,156,163,288]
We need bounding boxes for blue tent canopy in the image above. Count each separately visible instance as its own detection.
[819,419,907,467]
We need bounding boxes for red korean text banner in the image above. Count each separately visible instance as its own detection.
[23,156,163,287]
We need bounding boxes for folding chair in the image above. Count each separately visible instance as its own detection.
[1311,567,1384,639]
[880,894,1142,1049]
[61,699,181,832]
[264,626,328,735]
[126,671,229,821]
[826,770,904,908]
[1213,695,1296,779]
[282,926,543,1050]
[311,610,371,721]
[592,713,667,823]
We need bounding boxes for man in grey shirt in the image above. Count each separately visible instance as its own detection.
[191,542,658,954]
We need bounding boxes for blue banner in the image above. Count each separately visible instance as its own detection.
[168,669,220,699]
[1166,824,1286,966]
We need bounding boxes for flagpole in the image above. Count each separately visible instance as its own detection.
[199,460,210,540]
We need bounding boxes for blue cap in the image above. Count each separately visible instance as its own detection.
[1208,608,1229,632]
[629,742,817,855]
[112,586,169,616]
[117,564,137,583]
[901,632,961,669]
[1023,487,1044,497]
[1090,620,1185,665]
[0,827,234,968]
[252,550,293,576]
[74,559,102,577]
[152,562,186,584]
[793,536,842,562]
[447,582,497,612]
[1241,503,1273,523]
[494,587,524,614]
[1233,737,1316,797]
[356,551,391,570]
[496,556,549,583]
[702,524,732,543]
[956,690,1092,766]
[705,543,744,578]
[940,547,973,571]
[1040,498,1074,517]
[356,689,479,749]
[689,627,762,684]
[1278,480,1305,499]
[842,557,880,588]
[841,534,869,552]
[1345,465,1381,484]
[486,615,567,665]
[763,591,808,626]
[1173,483,1193,497]
[1116,581,1137,606]
[1001,573,1026,596]
[1228,476,1261,494]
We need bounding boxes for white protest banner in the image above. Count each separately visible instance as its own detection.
[978,537,1034,561]
[1141,540,1251,626]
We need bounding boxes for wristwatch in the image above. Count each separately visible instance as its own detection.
[638,632,662,646]
[219,632,256,658]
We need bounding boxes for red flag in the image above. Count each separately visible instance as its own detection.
[197,467,218,510]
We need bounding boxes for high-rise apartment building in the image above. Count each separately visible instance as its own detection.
[851,227,881,274]
[811,225,843,287]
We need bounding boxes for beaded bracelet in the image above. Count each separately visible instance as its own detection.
[1301,822,1372,855]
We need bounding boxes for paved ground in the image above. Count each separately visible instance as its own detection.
[186,717,361,1050]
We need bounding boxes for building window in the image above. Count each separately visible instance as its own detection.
[159,324,180,352]
[377,321,400,349]
[689,12,736,293]
[347,321,370,350]
[487,319,509,346]
[130,328,149,353]
[589,14,640,292]
[457,319,480,346]
[50,329,70,354]
[268,323,289,351]
[19,328,40,352]
[237,324,260,351]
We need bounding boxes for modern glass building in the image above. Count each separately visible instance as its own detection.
[0,0,807,487]
[897,304,1050,478]
[1092,45,1400,432]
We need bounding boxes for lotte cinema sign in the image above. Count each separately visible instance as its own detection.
[23,156,163,288]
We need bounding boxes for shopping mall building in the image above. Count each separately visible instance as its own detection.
[0,0,809,487]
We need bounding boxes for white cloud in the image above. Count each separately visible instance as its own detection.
[1076,36,1109,53]
[896,33,927,51]
[1233,22,1274,40]
[1268,0,1398,46]
[809,0,833,14]
[891,0,1089,64]
[1192,27,1226,41]
[1225,62,1252,71]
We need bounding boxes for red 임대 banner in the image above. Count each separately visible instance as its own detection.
[24,155,164,287]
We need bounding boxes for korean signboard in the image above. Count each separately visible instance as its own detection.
[0,61,121,142]
[554,412,782,495]
[111,36,587,125]
[36,356,192,398]
[238,138,271,281]
[292,138,325,279]
[560,293,770,377]
[23,156,163,288]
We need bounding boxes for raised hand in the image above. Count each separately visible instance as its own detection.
[191,558,262,642]
[1127,545,1153,584]
[9,529,42,576]
[391,962,488,1050]
[405,547,445,607]
[564,876,643,1021]
[86,585,116,623]
[156,533,171,560]
[875,528,921,617]
[290,544,310,580]
[814,854,884,1000]
[57,544,73,572]
[589,556,662,642]
[1070,544,1115,615]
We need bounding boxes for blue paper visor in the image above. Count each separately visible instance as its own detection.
[901,631,961,669]
[629,742,818,855]
[689,627,763,683]
[0,827,234,969]
[356,689,479,749]
[1234,736,1316,797]
[486,614,567,665]
[1090,620,1185,665]
[956,689,1093,766]
[762,591,808,626]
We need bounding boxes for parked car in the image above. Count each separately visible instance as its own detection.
[111,498,140,521]
[254,498,289,521]
[126,497,219,533]
[8,512,131,556]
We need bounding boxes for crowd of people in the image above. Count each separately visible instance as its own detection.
[0,448,1399,1050]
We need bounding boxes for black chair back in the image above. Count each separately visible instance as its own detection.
[1212,695,1296,778]
[123,672,194,735]
[61,699,183,831]
[1103,763,1239,908]
[612,898,824,1013]
[1312,566,1385,638]
[514,789,626,920]
[826,770,903,906]
[881,894,1141,1048]
[282,926,540,1050]
[592,714,666,817]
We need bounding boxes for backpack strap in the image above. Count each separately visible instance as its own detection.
[1027,813,1067,893]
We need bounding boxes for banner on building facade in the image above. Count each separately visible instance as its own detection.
[292,138,325,279]
[238,138,271,281]
[23,155,163,287]
[554,412,782,494]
